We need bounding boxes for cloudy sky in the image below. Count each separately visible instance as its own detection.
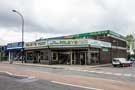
[0,0,135,45]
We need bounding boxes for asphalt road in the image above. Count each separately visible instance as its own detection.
[0,72,90,90]
[1,63,135,83]
[0,63,135,90]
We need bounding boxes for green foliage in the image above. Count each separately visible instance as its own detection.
[128,54,135,59]
[125,34,134,42]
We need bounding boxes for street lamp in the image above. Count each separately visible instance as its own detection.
[12,10,24,63]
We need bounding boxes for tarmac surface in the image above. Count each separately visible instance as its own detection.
[0,62,135,90]
[0,72,91,90]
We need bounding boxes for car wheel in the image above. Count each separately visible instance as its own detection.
[120,64,123,67]
[113,65,116,67]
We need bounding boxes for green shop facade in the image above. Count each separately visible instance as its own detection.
[24,39,112,65]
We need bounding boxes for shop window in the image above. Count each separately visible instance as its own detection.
[40,51,48,60]
[27,52,33,60]
[53,52,57,61]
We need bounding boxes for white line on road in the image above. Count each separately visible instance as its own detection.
[83,70,89,72]
[88,71,96,73]
[104,72,113,75]
[6,72,14,75]
[123,74,132,77]
[51,81,103,90]
[0,71,36,79]
[0,71,13,75]
[113,73,122,76]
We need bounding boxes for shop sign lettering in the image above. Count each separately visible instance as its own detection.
[48,39,88,46]
[24,39,111,48]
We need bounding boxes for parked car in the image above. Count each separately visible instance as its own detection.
[112,58,132,67]
[129,57,135,62]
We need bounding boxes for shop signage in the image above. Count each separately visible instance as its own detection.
[24,41,47,48]
[7,42,22,50]
[48,39,88,46]
[102,48,109,52]
[64,31,109,39]
[25,39,111,48]
[64,30,125,41]
[88,40,111,48]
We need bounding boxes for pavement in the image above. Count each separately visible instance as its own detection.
[2,61,112,70]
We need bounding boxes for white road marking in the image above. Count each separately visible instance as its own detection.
[104,72,113,75]
[113,73,122,76]
[6,72,14,75]
[51,81,103,90]
[83,70,89,72]
[0,71,36,79]
[0,71,13,75]
[123,74,132,77]
[66,69,134,77]
[76,69,83,72]
[95,71,105,74]
[88,71,96,73]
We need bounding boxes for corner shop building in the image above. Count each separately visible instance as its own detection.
[7,30,127,65]
[24,39,111,65]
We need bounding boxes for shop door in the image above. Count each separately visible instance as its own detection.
[58,52,70,64]
[75,51,86,65]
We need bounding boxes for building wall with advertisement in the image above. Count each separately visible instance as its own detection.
[62,30,127,59]
[24,39,112,65]
[4,30,127,65]
[7,42,23,61]
[7,42,23,50]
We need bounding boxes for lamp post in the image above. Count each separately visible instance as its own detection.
[12,10,24,63]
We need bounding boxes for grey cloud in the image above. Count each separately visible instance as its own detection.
[0,0,135,37]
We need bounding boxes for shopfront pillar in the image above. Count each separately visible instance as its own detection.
[70,50,73,65]
[48,49,52,65]
[87,47,91,65]
[85,51,87,65]
[8,51,13,64]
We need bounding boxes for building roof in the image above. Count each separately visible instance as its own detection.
[36,30,125,41]
[64,30,125,39]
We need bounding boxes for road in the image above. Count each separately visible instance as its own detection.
[0,72,90,90]
[0,63,135,90]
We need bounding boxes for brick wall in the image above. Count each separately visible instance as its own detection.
[100,48,111,64]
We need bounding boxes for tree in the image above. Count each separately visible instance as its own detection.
[125,34,135,55]
[125,34,134,43]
